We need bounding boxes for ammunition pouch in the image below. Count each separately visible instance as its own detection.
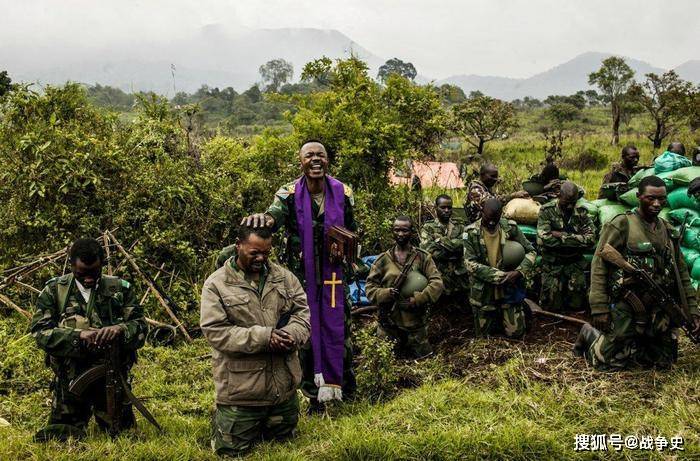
[59,314,92,331]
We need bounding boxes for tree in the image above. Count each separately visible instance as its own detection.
[0,71,13,97]
[377,58,417,83]
[438,84,467,104]
[541,102,582,159]
[301,56,334,86]
[259,59,294,92]
[451,95,517,155]
[629,70,694,148]
[588,57,635,145]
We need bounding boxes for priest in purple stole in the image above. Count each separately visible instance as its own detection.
[241,140,362,410]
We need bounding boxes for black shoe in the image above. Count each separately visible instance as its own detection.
[572,323,601,357]
[306,398,325,416]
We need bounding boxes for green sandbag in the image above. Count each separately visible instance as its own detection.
[667,187,700,211]
[658,208,672,222]
[668,208,700,226]
[518,224,537,240]
[670,166,700,186]
[583,253,594,264]
[683,227,700,251]
[654,151,691,173]
[692,259,700,280]
[592,199,619,208]
[618,188,639,207]
[681,246,700,268]
[628,167,655,187]
[598,204,630,225]
[657,170,676,191]
[576,199,598,218]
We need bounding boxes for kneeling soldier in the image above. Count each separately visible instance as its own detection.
[366,216,444,359]
[420,194,469,307]
[575,176,700,369]
[463,198,536,338]
[200,225,310,457]
[537,181,596,312]
[31,238,147,441]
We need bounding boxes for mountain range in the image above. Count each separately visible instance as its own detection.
[3,26,698,99]
[437,52,700,100]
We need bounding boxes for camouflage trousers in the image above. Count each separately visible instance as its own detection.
[36,371,135,441]
[539,258,588,312]
[300,301,356,400]
[377,320,432,359]
[586,301,677,370]
[211,395,299,457]
[473,302,525,338]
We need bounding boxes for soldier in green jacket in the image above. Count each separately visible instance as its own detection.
[366,216,444,358]
[536,182,596,312]
[30,238,147,441]
[574,176,700,369]
[463,198,536,338]
[420,194,468,303]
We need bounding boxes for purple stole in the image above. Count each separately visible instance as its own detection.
[294,175,345,387]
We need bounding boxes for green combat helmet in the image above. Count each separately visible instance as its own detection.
[502,240,526,271]
[400,271,429,299]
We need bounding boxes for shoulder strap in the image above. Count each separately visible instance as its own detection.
[56,274,74,314]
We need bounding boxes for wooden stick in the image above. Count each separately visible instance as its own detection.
[14,281,41,294]
[0,293,31,319]
[351,305,378,316]
[113,239,140,273]
[103,233,113,276]
[145,317,175,329]
[106,231,192,342]
[140,263,165,305]
[524,299,587,326]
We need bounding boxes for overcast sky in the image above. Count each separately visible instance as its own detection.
[2,0,698,79]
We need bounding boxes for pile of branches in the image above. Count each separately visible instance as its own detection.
[0,230,194,344]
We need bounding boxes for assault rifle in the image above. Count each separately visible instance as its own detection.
[379,252,420,325]
[598,243,700,344]
[69,339,163,436]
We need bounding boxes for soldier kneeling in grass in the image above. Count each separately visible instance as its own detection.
[463,198,536,338]
[31,238,147,441]
[200,225,310,457]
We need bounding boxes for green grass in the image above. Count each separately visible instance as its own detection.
[2,312,699,460]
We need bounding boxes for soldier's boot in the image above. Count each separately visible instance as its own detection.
[306,398,326,416]
[572,323,601,357]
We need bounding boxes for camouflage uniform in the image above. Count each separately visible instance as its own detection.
[597,163,642,199]
[536,200,596,312]
[463,218,536,338]
[464,179,518,223]
[262,179,359,399]
[30,274,146,438]
[365,247,444,358]
[419,219,468,298]
[586,211,698,370]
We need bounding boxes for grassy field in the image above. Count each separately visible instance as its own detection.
[2,106,700,460]
[2,309,699,460]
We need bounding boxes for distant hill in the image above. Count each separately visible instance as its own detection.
[437,52,673,100]
[675,60,700,83]
[4,30,698,99]
[4,26,385,95]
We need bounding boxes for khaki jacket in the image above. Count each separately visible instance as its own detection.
[200,259,310,406]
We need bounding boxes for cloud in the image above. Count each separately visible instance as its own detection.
[1,0,697,79]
